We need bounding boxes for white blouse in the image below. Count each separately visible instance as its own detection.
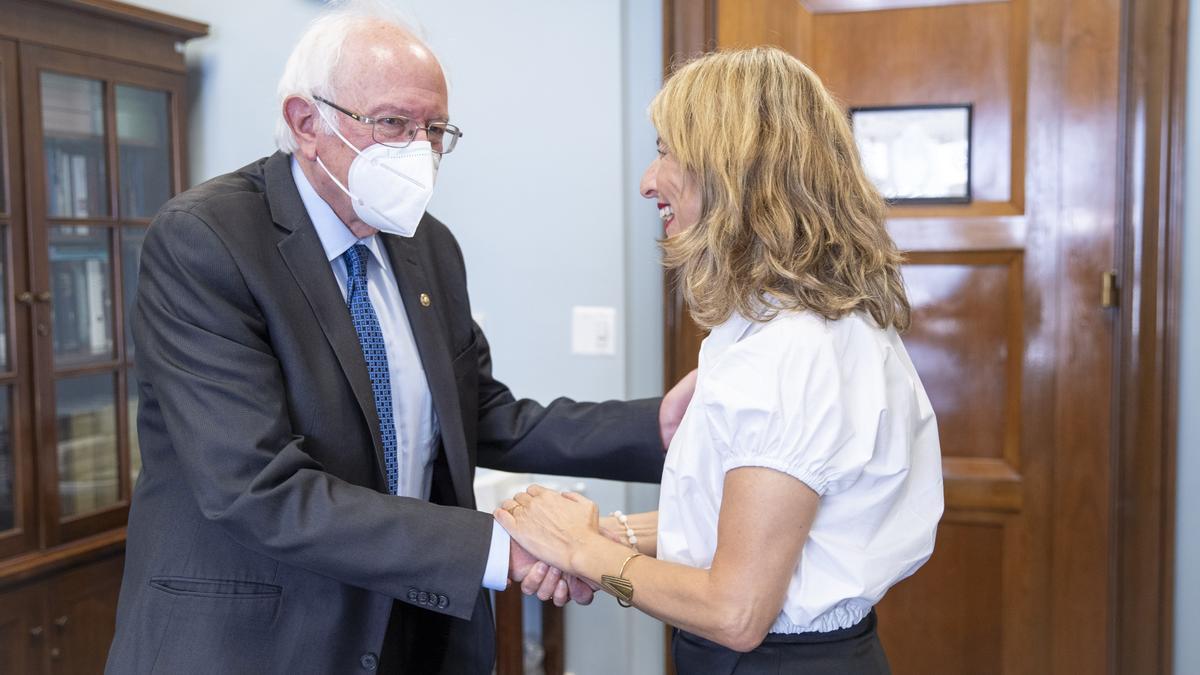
[657,309,944,634]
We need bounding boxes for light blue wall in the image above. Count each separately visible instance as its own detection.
[126,1,666,672]
[127,0,666,406]
[1175,0,1199,671]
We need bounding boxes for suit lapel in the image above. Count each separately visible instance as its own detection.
[265,153,388,488]
[381,232,476,508]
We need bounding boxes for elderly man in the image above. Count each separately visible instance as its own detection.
[105,3,691,673]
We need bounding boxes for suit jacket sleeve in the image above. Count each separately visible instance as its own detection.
[471,323,666,483]
[134,208,492,620]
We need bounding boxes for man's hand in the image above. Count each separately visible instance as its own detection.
[659,369,698,450]
[509,540,594,607]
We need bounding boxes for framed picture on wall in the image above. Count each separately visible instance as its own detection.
[849,104,972,204]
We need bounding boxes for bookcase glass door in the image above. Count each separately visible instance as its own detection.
[0,37,34,560]
[21,43,180,544]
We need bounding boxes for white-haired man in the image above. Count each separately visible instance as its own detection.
[105,3,692,673]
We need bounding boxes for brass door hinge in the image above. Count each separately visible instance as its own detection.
[1101,270,1119,308]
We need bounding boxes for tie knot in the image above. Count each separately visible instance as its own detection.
[343,243,370,282]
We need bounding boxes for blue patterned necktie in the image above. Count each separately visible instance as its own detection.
[342,244,398,495]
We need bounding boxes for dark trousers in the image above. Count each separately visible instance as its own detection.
[672,610,890,675]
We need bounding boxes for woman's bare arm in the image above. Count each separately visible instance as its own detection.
[499,468,818,652]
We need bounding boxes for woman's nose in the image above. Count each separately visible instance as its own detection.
[639,162,657,199]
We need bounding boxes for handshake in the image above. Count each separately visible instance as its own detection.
[499,368,697,607]
[506,521,601,607]
[496,484,644,607]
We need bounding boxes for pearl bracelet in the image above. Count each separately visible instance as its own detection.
[611,511,639,551]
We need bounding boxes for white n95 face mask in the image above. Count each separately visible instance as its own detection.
[314,107,439,238]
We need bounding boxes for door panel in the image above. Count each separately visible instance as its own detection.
[0,584,41,675]
[45,555,122,674]
[876,518,1005,675]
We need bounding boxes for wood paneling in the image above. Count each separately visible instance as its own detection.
[903,252,1023,463]
[1048,0,1121,669]
[0,554,123,674]
[803,0,1002,13]
[495,586,523,675]
[492,583,561,672]
[661,0,717,388]
[542,598,564,675]
[45,555,121,673]
[942,457,1021,512]
[1114,0,1189,670]
[0,584,39,674]
[876,519,1004,675]
[0,0,205,75]
[887,216,1025,251]
[0,529,124,588]
[663,280,705,389]
[716,0,803,52]
[811,3,1018,205]
[494,585,567,675]
[663,0,717,69]
[41,0,208,38]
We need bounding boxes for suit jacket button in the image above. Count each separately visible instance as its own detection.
[360,652,378,671]
[418,591,429,605]
[437,595,449,609]
[407,588,419,601]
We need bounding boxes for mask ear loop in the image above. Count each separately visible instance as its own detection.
[312,100,365,203]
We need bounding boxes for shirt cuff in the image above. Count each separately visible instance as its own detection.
[482,521,511,591]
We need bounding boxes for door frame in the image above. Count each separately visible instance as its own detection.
[1113,0,1188,671]
[659,0,1186,672]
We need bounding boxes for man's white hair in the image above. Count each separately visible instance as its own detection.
[273,0,425,154]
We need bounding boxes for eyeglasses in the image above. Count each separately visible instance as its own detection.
[314,96,463,154]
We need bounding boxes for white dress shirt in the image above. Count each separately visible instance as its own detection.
[657,309,944,633]
[291,159,509,590]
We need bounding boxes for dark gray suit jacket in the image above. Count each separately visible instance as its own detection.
[105,152,663,674]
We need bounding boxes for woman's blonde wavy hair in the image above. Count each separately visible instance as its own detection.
[653,46,910,331]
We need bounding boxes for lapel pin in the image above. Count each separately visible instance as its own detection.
[419,292,431,307]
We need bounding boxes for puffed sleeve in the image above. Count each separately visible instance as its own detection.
[700,319,886,496]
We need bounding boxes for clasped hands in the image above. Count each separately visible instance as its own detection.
[502,368,695,607]
[500,485,609,607]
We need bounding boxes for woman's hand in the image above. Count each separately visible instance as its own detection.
[494,485,603,574]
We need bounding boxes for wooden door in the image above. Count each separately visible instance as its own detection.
[0,584,40,674]
[663,1,1123,673]
[44,555,122,674]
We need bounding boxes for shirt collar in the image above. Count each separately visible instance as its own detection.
[702,296,788,360]
[290,156,386,267]
[704,312,755,359]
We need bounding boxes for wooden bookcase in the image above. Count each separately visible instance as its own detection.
[0,2,206,671]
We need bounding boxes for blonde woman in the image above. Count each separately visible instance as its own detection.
[497,47,943,674]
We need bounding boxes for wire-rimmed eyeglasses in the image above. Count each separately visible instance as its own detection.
[314,95,462,154]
